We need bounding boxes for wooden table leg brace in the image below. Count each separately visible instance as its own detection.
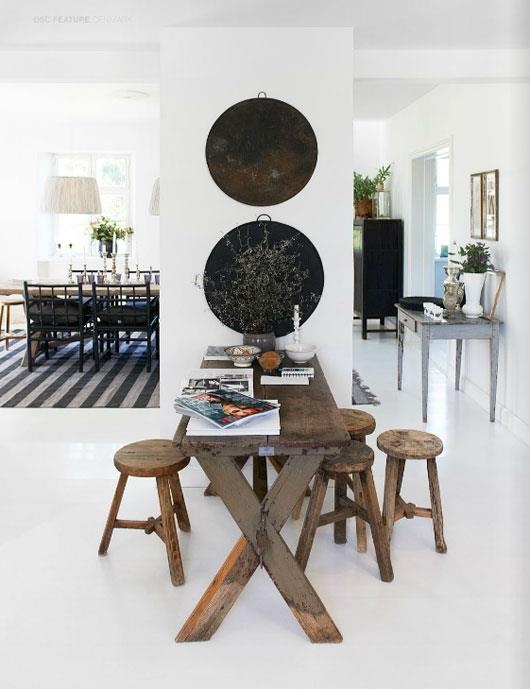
[176,454,342,644]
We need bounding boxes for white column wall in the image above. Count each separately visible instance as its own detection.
[160,27,354,441]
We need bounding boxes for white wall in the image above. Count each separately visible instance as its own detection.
[384,83,530,444]
[160,27,354,438]
[0,120,160,283]
[353,120,386,175]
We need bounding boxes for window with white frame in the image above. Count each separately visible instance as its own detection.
[52,153,132,256]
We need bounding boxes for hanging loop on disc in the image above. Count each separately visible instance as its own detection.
[257,91,267,98]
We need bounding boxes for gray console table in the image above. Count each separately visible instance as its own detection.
[396,305,500,422]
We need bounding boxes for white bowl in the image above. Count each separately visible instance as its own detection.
[224,345,261,367]
[285,343,316,363]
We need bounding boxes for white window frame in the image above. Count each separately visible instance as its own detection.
[51,152,132,256]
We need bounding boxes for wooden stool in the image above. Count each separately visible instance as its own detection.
[0,296,25,350]
[98,439,191,586]
[377,429,447,553]
[339,408,376,442]
[338,408,376,550]
[295,441,393,582]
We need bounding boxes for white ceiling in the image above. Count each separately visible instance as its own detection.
[0,83,159,122]
[354,80,438,120]
[0,0,528,50]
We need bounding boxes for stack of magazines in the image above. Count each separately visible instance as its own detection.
[174,369,280,436]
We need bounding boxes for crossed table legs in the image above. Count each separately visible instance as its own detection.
[176,452,342,643]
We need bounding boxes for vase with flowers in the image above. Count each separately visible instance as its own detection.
[456,242,494,318]
[89,216,134,257]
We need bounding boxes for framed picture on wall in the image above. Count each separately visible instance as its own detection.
[470,173,483,239]
[470,169,499,240]
[482,169,499,241]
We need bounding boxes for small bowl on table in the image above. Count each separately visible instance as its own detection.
[224,345,261,368]
[285,343,317,364]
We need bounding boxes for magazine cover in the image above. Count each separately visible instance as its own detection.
[174,389,278,429]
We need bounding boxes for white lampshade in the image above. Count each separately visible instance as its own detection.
[42,176,102,214]
[149,177,160,216]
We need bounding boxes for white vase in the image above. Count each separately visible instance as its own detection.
[462,272,486,318]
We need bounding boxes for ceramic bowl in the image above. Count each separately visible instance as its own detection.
[285,343,317,363]
[224,345,261,368]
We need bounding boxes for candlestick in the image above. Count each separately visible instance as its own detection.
[67,261,74,284]
[113,231,117,256]
[82,263,88,284]
[135,263,140,282]
[102,254,108,283]
[123,253,130,283]
[111,252,119,284]
[293,304,300,344]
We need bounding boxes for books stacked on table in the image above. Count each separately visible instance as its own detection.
[175,369,280,436]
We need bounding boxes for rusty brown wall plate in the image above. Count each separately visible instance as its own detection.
[205,94,318,206]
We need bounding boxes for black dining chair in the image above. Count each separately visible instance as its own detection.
[23,282,93,372]
[91,283,159,372]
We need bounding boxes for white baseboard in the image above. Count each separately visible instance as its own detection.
[461,375,530,447]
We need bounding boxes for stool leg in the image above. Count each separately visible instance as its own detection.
[156,477,185,586]
[0,304,4,337]
[98,473,128,555]
[168,473,191,533]
[383,456,400,543]
[295,470,329,571]
[333,474,347,544]
[5,305,11,350]
[396,458,406,496]
[427,459,447,553]
[351,472,367,553]
[360,468,394,582]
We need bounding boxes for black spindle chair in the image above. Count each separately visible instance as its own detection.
[23,282,93,372]
[91,283,159,372]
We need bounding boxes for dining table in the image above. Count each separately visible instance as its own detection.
[173,355,350,643]
[0,279,160,367]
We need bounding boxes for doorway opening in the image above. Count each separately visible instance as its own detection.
[410,145,451,297]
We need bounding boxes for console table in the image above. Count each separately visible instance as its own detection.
[396,305,500,422]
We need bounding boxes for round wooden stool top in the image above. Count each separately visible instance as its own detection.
[339,408,376,439]
[377,430,443,460]
[322,441,374,474]
[114,439,190,478]
[0,295,24,306]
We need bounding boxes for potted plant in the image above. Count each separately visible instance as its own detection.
[354,164,393,218]
[89,216,134,257]
[456,242,494,318]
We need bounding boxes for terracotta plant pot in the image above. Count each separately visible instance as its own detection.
[355,199,373,219]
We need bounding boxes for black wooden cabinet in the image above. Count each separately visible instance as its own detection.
[353,219,404,339]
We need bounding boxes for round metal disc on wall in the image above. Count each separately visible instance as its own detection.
[203,217,324,337]
[205,95,318,206]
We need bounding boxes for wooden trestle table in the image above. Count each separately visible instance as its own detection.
[173,356,350,643]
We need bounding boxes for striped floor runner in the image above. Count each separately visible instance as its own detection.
[0,336,159,408]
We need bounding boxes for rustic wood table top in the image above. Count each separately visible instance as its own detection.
[173,355,350,644]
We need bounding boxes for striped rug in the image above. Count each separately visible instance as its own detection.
[0,336,159,408]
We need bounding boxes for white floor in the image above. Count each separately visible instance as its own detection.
[0,324,528,689]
